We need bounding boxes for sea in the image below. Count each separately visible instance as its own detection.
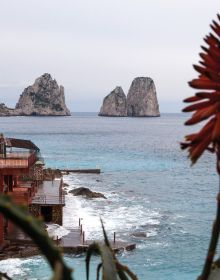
[0,113,218,280]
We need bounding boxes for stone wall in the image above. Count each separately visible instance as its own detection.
[29,204,63,225]
[52,205,63,225]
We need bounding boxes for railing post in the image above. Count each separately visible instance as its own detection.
[83,231,85,244]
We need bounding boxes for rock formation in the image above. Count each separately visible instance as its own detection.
[99,77,160,117]
[69,187,106,199]
[127,77,160,117]
[99,86,127,117]
[15,73,71,116]
[0,73,71,116]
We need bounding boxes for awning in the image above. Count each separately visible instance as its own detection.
[6,138,40,151]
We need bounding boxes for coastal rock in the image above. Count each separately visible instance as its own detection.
[69,187,106,199]
[127,77,160,117]
[131,232,147,238]
[0,103,20,117]
[15,73,71,116]
[99,86,127,117]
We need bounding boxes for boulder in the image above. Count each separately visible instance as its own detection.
[15,73,71,116]
[99,86,127,117]
[127,77,160,117]
[131,232,147,238]
[69,187,106,199]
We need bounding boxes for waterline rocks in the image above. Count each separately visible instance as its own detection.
[99,77,160,117]
[98,86,127,117]
[69,187,107,199]
[0,103,19,116]
[127,77,160,117]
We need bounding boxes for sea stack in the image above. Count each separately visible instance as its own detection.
[99,86,127,117]
[127,77,160,117]
[15,73,71,116]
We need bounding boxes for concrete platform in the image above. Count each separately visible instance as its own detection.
[8,227,136,254]
[58,228,136,254]
[61,169,101,174]
[31,179,65,205]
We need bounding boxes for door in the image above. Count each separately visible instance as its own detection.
[41,206,53,222]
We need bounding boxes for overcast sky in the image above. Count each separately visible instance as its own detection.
[0,1,219,112]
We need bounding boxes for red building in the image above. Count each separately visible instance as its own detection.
[0,134,64,245]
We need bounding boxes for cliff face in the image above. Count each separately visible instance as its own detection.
[127,77,160,117]
[99,86,127,117]
[15,73,71,116]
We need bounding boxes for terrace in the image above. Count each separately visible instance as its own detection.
[31,179,65,205]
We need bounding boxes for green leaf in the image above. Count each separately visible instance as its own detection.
[86,242,117,280]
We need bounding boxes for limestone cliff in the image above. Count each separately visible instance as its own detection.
[15,73,71,116]
[0,73,71,116]
[99,86,127,117]
[99,77,160,117]
[127,77,160,117]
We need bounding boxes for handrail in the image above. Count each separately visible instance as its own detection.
[32,194,65,205]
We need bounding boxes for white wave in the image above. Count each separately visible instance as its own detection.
[62,175,162,241]
[0,258,31,278]
[46,223,70,239]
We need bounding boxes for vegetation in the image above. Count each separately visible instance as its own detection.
[52,104,63,112]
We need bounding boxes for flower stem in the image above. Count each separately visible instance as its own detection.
[199,178,220,280]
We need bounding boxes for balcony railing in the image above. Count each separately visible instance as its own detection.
[31,193,65,205]
[0,152,36,168]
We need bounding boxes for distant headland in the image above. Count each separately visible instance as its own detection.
[99,77,160,117]
[0,73,71,116]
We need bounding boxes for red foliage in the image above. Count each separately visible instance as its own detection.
[181,14,220,168]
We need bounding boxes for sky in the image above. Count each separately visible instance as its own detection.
[0,1,219,113]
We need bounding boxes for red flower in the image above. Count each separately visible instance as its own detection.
[181,14,220,169]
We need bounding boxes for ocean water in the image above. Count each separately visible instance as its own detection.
[0,113,218,280]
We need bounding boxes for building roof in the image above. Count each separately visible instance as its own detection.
[6,138,40,152]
